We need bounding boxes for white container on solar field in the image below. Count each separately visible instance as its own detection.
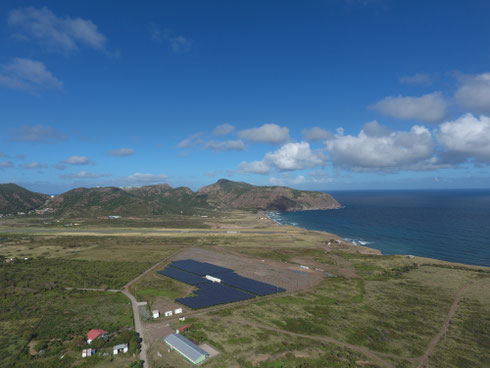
[165,310,173,317]
[205,275,221,283]
[175,308,183,314]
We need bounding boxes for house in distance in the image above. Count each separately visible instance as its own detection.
[86,329,108,344]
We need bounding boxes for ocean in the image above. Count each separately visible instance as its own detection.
[269,189,490,268]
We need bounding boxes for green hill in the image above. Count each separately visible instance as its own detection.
[197,179,341,211]
[6,179,341,217]
[0,183,49,214]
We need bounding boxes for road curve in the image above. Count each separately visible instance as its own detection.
[122,257,174,368]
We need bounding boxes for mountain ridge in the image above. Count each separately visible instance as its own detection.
[0,179,341,216]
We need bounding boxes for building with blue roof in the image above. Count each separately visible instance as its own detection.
[164,333,209,365]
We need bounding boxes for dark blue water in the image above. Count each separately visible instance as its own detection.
[272,190,490,268]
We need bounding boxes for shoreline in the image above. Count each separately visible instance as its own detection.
[265,211,490,270]
[265,210,382,256]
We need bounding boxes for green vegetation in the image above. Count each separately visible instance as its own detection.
[0,247,148,367]
[1,257,149,289]
[0,183,48,214]
[130,273,189,302]
[1,210,489,367]
[429,297,490,367]
[2,179,340,218]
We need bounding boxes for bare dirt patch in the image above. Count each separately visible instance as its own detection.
[144,323,173,344]
[291,256,359,279]
[150,297,183,315]
[200,342,220,358]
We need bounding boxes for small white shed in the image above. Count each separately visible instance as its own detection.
[164,310,173,317]
[174,308,183,314]
[113,343,128,355]
[152,310,160,318]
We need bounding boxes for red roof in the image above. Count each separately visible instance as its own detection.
[178,324,190,332]
[87,329,108,341]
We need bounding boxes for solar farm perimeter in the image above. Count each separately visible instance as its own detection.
[158,259,286,309]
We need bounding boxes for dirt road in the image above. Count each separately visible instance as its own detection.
[121,256,176,368]
[417,283,470,368]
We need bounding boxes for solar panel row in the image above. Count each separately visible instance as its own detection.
[218,272,287,296]
[157,267,210,286]
[176,283,255,309]
[158,259,286,309]
[169,259,234,276]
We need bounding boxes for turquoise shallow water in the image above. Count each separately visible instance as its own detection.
[270,190,490,268]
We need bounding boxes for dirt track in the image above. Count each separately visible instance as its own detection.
[417,283,470,368]
[122,257,175,368]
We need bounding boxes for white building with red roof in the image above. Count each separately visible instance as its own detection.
[86,329,108,344]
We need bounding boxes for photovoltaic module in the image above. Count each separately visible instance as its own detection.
[158,259,285,309]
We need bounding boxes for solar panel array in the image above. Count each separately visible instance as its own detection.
[218,272,287,296]
[169,259,233,276]
[157,259,285,309]
[157,268,210,286]
[176,283,255,309]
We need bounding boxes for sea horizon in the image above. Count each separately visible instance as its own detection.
[269,188,490,268]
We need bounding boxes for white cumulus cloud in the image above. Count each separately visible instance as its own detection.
[240,141,325,174]
[108,148,134,157]
[23,162,46,169]
[149,23,191,53]
[8,6,107,53]
[239,123,290,144]
[0,161,14,168]
[437,113,490,163]
[124,173,169,185]
[62,155,92,165]
[0,58,63,93]
[302,127,332,141]
[325,123,435,171]
[371,92,447,123]
[178,132,204,148]
[400,73,432,85]
[205,140,246,151]
[455,73,490,114]
[213,123,235,136]
[9,124,66,142]
[239,160,270,175]
[61,171,109,179]
[264,142,325,171]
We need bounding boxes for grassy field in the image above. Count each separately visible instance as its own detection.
[130,271,191,302]
[0,252,148,367]
[146,245,489,367]
[1,211,489,368]
[0,286,139,368]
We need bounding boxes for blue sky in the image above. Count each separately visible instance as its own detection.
[1,0,490,193]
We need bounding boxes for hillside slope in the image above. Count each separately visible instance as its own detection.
[197,179,341,211]
[12,179,340,216]
[124,184,210,213]
[44,187,149,217]
[0,183,49,214]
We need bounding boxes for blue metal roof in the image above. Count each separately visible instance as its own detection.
[164,333,208,362]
